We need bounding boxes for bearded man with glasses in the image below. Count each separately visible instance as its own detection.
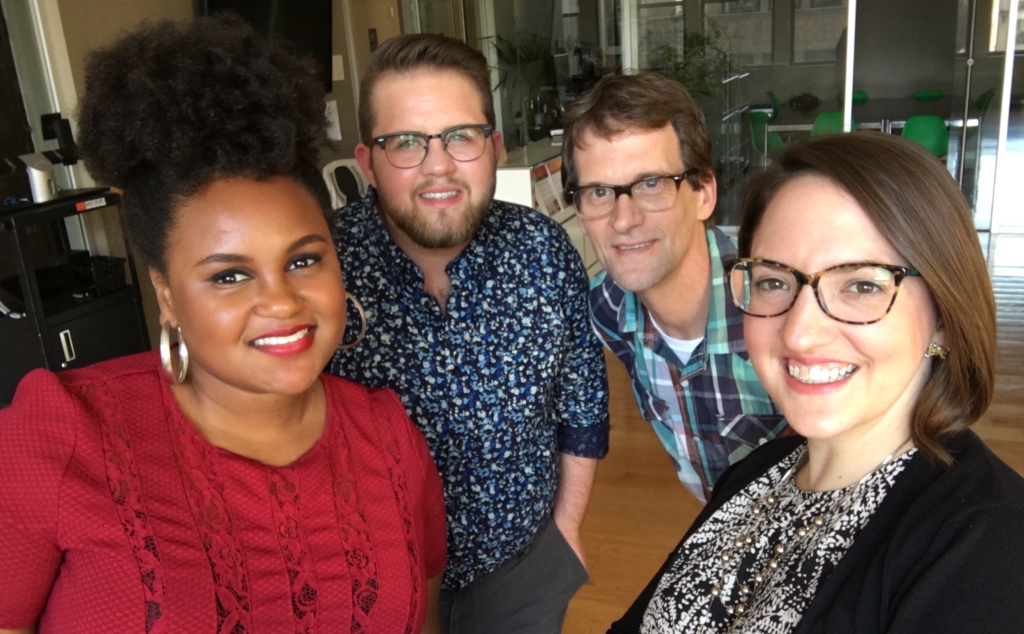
[328,34,609,634]
[562,72,790,505]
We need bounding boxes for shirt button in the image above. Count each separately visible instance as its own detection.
[759,437,768,445]
[681,380,689,387]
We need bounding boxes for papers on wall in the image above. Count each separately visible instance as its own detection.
[332,55,345,82]
[325,100,343,141]
[532,157,566,217]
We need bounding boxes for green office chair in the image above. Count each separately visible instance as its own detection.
[901,115,950,157]
[838,90,869,105]
[975,88,996,114]
[766,91,782,118]
[749,111,787,161]
[811,111,847,137]
[914,90,945,102]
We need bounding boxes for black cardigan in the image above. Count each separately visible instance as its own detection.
[609,431,1024,634]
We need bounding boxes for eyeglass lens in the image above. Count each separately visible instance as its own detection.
[730,261,900,323]
[575,177,679,217]
[384,127,489,168]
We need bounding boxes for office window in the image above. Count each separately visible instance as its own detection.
[794,0,848,63]
[705,0,772,66]
[724,0,764,13]
[637,1,686,70]
[990,0,1024,52]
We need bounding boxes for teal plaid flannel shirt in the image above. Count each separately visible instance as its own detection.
[590,227,789,503]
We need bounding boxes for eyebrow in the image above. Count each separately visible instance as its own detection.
[578,171,678,188]
[193,234,327,268]
[376,123,489,138]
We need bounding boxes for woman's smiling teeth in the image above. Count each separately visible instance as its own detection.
[421,190,458,200]
[253,328,310,347]
[788,363,858,384]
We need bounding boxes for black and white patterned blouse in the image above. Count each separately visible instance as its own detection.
[642,443,915,634]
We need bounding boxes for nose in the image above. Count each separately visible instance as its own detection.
[255,273,303,319]
[609,193,645,235]
[779,285,837,352]
[420,136,457,177]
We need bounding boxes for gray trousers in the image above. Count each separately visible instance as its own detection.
[440,516,590,634]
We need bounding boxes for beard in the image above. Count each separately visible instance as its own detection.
[377,178,494,250]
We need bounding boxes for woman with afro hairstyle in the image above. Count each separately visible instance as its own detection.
[0,15,445,634]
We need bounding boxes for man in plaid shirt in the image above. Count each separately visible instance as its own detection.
[561,73,789,503]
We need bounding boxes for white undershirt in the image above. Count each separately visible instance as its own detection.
[649,314,704,367]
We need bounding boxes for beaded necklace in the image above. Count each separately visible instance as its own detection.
[710,437,913,624]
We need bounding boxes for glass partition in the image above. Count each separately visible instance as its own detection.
[394,0,1022,237]
[430,0,856,225]
[704,1,771,68]
[794,0,848,64]
[400,0,466,40]
[989,0,1024,51]
[990,0,1023,231]
[452,0,1002,229]
[445,0,858,225]
[951,0,1022,230]
[637,0,686,71]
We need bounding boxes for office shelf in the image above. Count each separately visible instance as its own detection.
[0,190,149,406]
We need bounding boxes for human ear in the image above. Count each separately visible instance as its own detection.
[929,298,946,347]
[697,173,718,222]
[149,267,177,328]
[354,143,378,189]
[491,130,505,163]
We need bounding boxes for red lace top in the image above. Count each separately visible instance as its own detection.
[0,352,446,634]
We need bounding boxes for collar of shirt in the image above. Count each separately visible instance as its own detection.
[615,227,747,369]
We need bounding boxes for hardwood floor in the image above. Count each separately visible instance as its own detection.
[562,351,697,633]
[563,262,1024,633]
[974,271,1024,469]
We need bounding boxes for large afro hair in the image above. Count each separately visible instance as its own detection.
[77,14,330,273]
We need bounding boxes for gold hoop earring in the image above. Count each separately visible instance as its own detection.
[338,292,367,350]
[924,342,948,359]
[160,323,190,383]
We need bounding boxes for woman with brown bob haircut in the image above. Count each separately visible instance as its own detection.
[609,132,1024,634]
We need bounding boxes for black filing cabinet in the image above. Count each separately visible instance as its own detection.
[0,189,150,406]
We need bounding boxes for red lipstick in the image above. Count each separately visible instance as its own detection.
[249,324,317,357]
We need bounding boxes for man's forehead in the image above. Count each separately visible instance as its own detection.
[371,68,487,122]
[576,122,677,147]
[574,123,684,181]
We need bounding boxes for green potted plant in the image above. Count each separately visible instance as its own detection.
[485,32,557,145]
[647,22,725,97]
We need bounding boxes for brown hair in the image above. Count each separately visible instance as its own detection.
[560,71,713,199]
[358,33,494,145]
[739,132,996,464]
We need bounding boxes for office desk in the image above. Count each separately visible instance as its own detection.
[762,97,980,155]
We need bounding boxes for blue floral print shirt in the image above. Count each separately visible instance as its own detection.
[327,188,610,589]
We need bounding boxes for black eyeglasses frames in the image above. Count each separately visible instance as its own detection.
[372,124,494,168]
[565,169,700,219]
